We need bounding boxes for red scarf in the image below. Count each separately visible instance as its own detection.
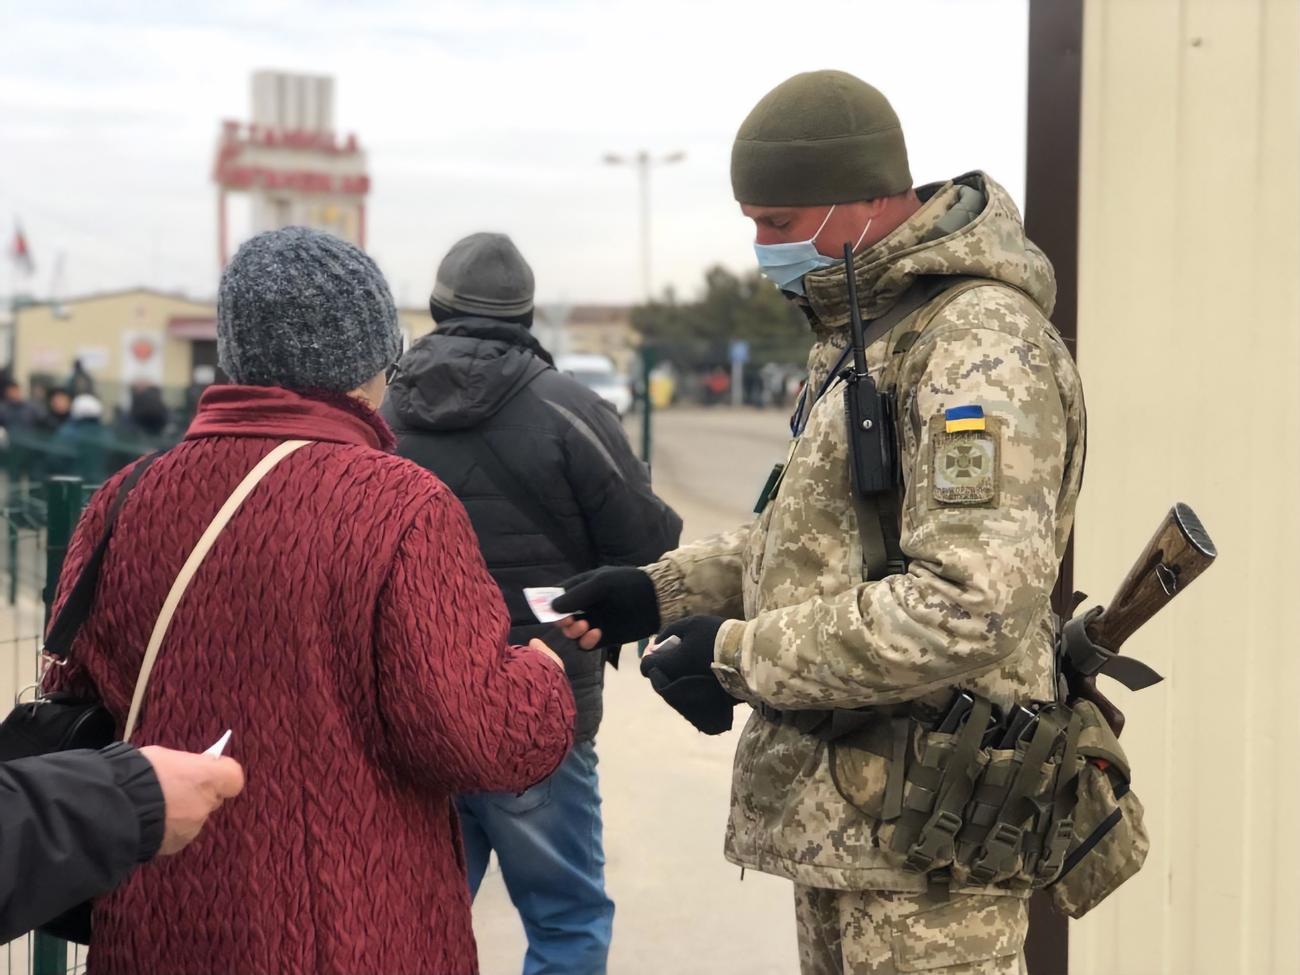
[185,385,396,452]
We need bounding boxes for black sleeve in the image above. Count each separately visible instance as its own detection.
[563,399,683,568]
[0,743,165,943]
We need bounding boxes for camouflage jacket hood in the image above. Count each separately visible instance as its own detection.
[804,171,1056,327]
[799,172,1057,391]
[643,171,1086,893]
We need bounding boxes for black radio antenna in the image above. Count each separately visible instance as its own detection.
[843,242,868,380]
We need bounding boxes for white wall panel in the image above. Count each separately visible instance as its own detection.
[1073,1,1300,972]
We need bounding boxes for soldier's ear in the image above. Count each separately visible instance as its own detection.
[859,197,890,218]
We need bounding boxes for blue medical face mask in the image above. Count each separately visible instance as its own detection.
[753,206,872,296]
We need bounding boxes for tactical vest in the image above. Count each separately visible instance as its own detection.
[813,692,1147,910]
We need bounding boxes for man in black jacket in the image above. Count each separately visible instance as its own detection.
[384,232,681,974]
[1,743,244,943]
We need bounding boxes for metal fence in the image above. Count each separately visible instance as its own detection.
[0,472,105,975]
[3,426,177,495]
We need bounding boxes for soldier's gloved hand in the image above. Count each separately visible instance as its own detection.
[640,616,739,736]
[554,567,660,650]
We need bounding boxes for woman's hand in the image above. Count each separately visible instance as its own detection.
[528,639,565,670]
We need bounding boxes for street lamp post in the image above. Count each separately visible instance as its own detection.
[603,149,683,468]
[602,149,685,301]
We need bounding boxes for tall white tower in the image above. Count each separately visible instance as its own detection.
[213,71,370,266]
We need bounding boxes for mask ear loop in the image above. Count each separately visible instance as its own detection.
[853,217,874,252]
[810,205,837,244]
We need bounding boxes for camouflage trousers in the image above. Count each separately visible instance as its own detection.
[793,885,1029,975]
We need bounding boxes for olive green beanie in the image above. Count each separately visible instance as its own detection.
[731,70,912,206]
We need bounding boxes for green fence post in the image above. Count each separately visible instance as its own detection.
[33,476,82,975]
[33,931,67,975]
[635,348,657,662]
[7,499,16,607]
[6,441,23,606]
[43,477,82,624]
[639,347,655,466]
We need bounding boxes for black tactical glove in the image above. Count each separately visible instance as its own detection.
[640,616,739,736]
[551,567,661,647]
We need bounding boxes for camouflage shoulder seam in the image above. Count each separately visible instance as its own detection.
[901,284,1054,363]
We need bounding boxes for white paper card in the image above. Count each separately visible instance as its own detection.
[204,729,232,757]
[523,587,567,623]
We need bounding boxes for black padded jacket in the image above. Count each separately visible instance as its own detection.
[0,743,164,943]
[383,317,682,743]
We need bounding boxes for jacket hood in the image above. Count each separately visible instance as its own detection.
[385,316,553,432]
[802,171,1057,330]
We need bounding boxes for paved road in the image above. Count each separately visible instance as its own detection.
[474,408,798,974]
[636,407,792,539]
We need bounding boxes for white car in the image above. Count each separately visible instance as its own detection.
[555,354,633,416]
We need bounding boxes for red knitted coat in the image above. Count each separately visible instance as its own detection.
[48,386,576,975]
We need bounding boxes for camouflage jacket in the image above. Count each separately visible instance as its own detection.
[643,172,1087,891]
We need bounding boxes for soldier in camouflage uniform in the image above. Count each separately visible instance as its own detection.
[555,70,1085,974]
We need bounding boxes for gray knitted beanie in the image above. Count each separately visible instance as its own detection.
[218,226,402,393]
[430,233,535,323]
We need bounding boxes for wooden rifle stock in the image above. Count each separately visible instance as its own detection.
[1065,503,1217,737]
[1086,503,1217,652]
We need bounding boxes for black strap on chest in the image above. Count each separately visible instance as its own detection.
[849,277,961,580]
[787,276,985,581]
[791,276,958,438]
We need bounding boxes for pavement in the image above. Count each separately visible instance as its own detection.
[473,407,800,975]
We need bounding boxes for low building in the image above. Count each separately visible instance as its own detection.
[10,287,431,410]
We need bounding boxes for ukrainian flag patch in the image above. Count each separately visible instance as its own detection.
[944,405,986,433]
[930,413,1000,508]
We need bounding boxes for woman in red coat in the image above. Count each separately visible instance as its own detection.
[47,227,575,975]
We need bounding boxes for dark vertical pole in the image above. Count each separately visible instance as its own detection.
[7,445,20,605]
[33,931,67,975]
[33,476,82,974]
[1025,1,1083,973]
[43,477,81,625]
[1026,0,1083,363]
[639,348,655,466]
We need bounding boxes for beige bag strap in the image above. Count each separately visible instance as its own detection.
[123,440,311,742]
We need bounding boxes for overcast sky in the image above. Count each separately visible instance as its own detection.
[1,0,1029,308]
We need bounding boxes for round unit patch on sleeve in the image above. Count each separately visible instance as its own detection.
[929,413,1001,507]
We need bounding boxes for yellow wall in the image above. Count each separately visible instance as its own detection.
[1072,1,1299,973]
[13,289,212,394]
[14,293,433,395]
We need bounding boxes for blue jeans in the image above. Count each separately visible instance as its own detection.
[458,741,614,975]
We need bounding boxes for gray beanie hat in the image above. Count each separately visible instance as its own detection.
[430,233,534,323]
[218,226,402,393]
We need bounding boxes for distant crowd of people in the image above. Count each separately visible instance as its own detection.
[663,361,805,408]
[0,365,181,484]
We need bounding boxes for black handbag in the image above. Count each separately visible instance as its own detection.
[0,451,161,943]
